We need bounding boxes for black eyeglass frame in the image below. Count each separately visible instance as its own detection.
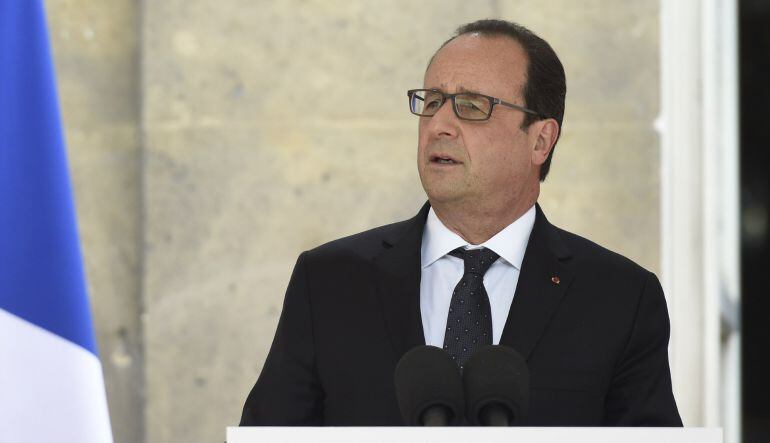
[407,88,547,121]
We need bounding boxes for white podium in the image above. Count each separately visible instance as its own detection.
[227,427,722,443]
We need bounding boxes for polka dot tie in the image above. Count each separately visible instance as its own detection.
[442,247,500,370]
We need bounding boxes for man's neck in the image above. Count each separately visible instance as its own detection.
[430,194,538,245]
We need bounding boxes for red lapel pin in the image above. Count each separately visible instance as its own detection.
[551,276,560,284]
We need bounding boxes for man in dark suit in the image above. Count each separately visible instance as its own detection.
[240,19,682,426]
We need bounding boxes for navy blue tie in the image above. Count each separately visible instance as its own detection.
[442,247,499,370]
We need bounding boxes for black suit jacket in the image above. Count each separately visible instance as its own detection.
[240,203,682,426]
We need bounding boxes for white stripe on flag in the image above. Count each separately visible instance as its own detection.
[0,308,113,443]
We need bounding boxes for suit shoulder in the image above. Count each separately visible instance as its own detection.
[303,217,414,262]
[554,226,653,280]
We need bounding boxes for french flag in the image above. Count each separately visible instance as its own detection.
[0,1,114,442]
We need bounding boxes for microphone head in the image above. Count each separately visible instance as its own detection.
[463,345,529,425]
[394,345,465,426]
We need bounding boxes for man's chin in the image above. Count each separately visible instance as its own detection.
[424,186,470,207]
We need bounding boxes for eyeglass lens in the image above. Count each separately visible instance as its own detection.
[410,90,492,120]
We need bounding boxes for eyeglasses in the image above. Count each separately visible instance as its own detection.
[407,89,545,121]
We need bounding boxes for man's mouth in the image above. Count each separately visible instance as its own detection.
[430,154,460,165]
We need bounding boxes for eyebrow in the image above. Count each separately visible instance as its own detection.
[457,85,484,95]
[428,84,485,95]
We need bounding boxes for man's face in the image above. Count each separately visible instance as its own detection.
[417,34,543,210]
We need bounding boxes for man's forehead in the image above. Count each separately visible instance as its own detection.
[423,35,527,98]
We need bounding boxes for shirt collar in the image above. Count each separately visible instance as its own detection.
[420,205,536,270]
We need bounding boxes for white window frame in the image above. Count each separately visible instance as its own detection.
[659,0,740,441]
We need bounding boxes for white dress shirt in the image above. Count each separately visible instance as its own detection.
[419,205,536,347]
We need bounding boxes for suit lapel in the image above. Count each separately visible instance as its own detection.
[370,202,572,362]
[372,203,430,360]
[499,204,573,360]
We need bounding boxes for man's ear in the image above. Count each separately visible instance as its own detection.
[531,118,560,166]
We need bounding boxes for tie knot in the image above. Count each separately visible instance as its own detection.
[449,247,499,276]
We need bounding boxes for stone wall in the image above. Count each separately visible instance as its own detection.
[45,1,143,443]
[47,1,660,442]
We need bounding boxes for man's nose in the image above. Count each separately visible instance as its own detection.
[425,99,460,138]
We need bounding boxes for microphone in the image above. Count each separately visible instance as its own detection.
[463,345,529,426]
[394,345,465,426]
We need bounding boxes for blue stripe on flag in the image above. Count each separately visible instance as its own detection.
[0,0,97,355]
